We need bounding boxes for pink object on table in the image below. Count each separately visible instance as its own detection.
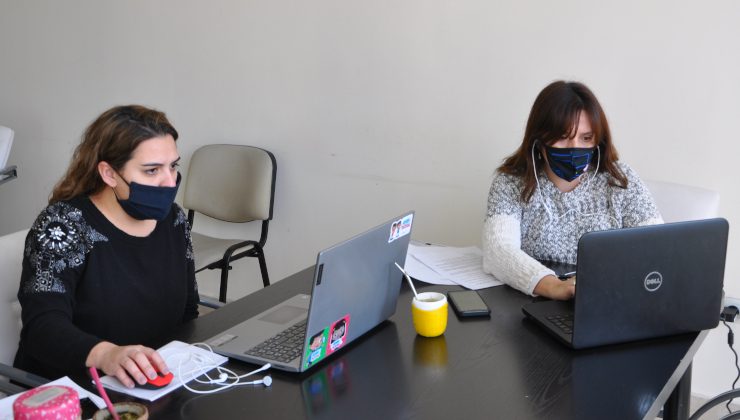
[12,385,81,420]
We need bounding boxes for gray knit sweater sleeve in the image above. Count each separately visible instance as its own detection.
[482,161,663,296]
[482,172,557,295]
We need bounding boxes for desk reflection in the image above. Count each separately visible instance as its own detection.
[570,334,695,419]
[413,335,448,368]
[516,318,696,419]
[300,322,407,419]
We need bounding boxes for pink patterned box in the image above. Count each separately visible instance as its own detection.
[13,385,81,420]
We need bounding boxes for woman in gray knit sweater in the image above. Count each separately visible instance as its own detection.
[482,81,662,300]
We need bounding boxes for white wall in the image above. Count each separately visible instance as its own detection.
[1,0,738,399]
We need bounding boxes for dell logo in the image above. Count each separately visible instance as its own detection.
[644,271,663,292]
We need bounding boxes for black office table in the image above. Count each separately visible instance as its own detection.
[105,267,704,420]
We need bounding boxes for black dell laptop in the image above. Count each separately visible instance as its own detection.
[522,218,729,349]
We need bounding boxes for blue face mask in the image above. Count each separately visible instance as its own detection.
[116,172,181,221]
[544,146,596,182]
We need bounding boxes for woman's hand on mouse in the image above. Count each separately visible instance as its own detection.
[534,274,576,300]
[86,342,169,388]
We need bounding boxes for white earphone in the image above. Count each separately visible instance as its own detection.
[243,376,272,387]
[167,342,274,394]
[208,372,229,384]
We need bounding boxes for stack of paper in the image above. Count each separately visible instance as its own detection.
[405,243,503,290]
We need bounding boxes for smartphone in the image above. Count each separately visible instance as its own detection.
[447,290,491,317]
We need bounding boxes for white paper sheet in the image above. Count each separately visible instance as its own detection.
[99,340,228,401]
[404,249,457,286]
[409,244,503,290]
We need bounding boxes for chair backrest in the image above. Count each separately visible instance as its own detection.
[183,144,276,223]
[0,125,14,169]
[644,179,720,223]
[0,229,28,366]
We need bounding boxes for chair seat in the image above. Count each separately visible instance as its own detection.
[1,229,49,393]
[1,230,28,366]
[190,232,255,270]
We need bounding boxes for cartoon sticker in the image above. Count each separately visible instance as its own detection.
[304,328,329,369]
[388,213,414,243]
[303,315,352,369]
[326,315,350,355]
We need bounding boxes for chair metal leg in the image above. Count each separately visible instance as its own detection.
[218,262,230,303]
[257,249,270,287]
[218,245,240,303]
[217,245,270,302]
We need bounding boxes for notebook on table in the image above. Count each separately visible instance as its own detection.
[205,211,415,372]
[522,218,729,349]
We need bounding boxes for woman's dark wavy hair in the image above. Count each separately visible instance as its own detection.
[498,81,627,203]
[49,105,178,204]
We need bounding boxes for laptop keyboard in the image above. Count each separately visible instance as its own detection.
[546,314,574,334]
[245,319,307,363]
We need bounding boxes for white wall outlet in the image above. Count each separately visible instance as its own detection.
[725,296,740,311]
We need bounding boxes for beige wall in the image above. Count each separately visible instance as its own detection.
[1,0,739,398]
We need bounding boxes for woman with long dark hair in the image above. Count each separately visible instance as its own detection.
[15,105,198,387]
[482,81,662,300]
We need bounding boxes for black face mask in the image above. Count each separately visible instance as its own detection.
[115,172,181,221]
[544,146,596,182]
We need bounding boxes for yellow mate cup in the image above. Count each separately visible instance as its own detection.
[411,292,448,337]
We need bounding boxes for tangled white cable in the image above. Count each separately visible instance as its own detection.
[165,342,273,395]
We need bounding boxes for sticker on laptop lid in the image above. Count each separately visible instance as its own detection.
[304,328,329,369]
[388,213,413,243]
[326,315,350,355]
[303,315,352,369]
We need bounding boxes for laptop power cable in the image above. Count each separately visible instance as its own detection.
[722,306,739,323]
[690,302,739,415]
[721,308,740,414]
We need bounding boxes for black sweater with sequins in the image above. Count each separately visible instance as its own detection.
[14,196,199,380]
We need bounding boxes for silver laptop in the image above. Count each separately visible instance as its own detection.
[522,218,729,349]
[205,211,415,372]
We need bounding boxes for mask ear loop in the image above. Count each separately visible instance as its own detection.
[581,145,600,190]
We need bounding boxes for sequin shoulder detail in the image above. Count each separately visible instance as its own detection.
[23,202,108,294]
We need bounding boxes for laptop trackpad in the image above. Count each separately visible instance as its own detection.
[259,305,307,325]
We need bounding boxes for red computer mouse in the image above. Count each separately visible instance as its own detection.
[138,371,174,390]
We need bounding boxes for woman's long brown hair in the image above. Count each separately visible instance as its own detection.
[49,105,178,204]
[498,81,627,203]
